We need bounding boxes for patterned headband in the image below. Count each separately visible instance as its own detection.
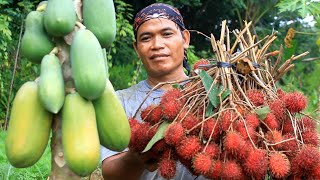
[133,3,186,32]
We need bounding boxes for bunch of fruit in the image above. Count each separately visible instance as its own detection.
[128,21,319,179]
[5,0,131,177]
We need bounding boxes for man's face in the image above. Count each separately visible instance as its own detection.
[134,18,190,78]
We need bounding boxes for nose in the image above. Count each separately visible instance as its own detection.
[151,35,164,49]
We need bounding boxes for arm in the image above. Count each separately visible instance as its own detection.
[101,150,159,180]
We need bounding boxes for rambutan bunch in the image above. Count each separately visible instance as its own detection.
[246,89,265,107]
[263,113,280,130]
[140,104,163,125]
[265,130,283,150]
[201,142,220,159]
[269,152,291,179]
[223,131,246,157]
[244,113,260,129]
[268,99,286,120]
[160,89,186,121]
[234,120,257,143]
[282,91,308,113]
[128,120,156,152]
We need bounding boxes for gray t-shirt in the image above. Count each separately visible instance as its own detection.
[100,80,209,180]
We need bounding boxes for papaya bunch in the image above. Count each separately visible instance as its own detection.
[5,0,130,177]
[128,21,319,179]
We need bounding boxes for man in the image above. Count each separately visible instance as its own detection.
[101,3,208,180]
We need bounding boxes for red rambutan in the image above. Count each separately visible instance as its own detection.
[160,89,186,121]
[192,152,212,176]
[221,160,244,180]
[268,99,286,120]
[192,59,210,71]
[291,145,320,174]
[298,116,317,131]
[243,149,268,179]
[282,92,308,113]
[178,111,200,135]
[219,110,236,132]
[277,88,286,99]
[281,117,295,135]
[246,89,265,106]
[244,113,260,129]
[128,122,152,152]
[207,160,223,180]
[281,134,299,157]
[264,113,280,130]
[140,104,163,124]
[202,142,220,159]
[309,163,320,179]
[164,122,185,146]
[234,120,257,142]
[158,158,177,179]
[300,129,319,147]
[202,118,220,141]
[175,136,201,160]
[265,130,283,150]
[269,152,291,178]
[224,131,245,155]
[150,139,167,155]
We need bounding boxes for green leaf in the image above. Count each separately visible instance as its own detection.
[255,106,270,120]
[142,121,170,153]
[205,102,214,117]
[199,70,230,108]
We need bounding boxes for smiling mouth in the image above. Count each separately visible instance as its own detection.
[150,54,169,60]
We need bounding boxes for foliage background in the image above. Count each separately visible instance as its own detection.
[0,0,319,178]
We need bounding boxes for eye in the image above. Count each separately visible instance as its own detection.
[163,32,173,37]
[140,35,151,42]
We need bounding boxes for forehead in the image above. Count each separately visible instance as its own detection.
[137,18,178,35]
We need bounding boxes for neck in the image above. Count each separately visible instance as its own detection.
[146,72,188,90]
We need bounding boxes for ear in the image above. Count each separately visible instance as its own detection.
[182,30,190,49]
[133,41,140,58]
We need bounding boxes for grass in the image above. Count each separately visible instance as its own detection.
[0,129,51,180]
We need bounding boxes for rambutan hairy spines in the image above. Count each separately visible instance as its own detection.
[223,131,245,155]
[263,113,280,130]
[179,111,200,135]
[160,89,186,121]
[281,134,299,157]
[164,122,185,146]
[221,160,244,180]
[202,118,219,141]
[175,136,201,160]
[192,152,212,176]
[283,91,308,113]
[269,152,291,179]
[192,59,210,71]
[244,113,260,129]
[268,99,286,120]
[281,117,295,135]
[246,89,265,106]
[243,148,268,179]
[265,130,283,150]
[128,122,151,152]
[207,160,223,180]
[298,116,317,131]
[158,158,177,179]
[300,129,319,147]
[291,145,320,174]
[202,142,220,159]
[219,110,236,132]
[140,104,163,124]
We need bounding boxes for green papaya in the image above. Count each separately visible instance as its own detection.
[83,0,116,48]
[93,79,130,151]
[39,54,65,113]
[70,29,107,100]
[21,11,54,63]
[44,0,76,36]
[62,92,100,177]
[5,81,52,168]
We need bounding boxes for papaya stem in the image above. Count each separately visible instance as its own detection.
[75,21,86,30]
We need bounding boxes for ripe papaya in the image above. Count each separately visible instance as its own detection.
[93,79,130,151]
[70,29,107,100]
[5,81,52,168]
[44,0,76,36]
[83,0,116,48]
[21,11,54,63]
[39,54,65,113]
[62,92,100,177]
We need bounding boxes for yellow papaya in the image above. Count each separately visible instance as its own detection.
[70,29,107,100]
[44,0,76,36]
[39,54,65,113]
[93,79,130,151]
[5,81,52,168]
[83,0,116,48]
[21,11,54,63]
[62,92,100,177]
